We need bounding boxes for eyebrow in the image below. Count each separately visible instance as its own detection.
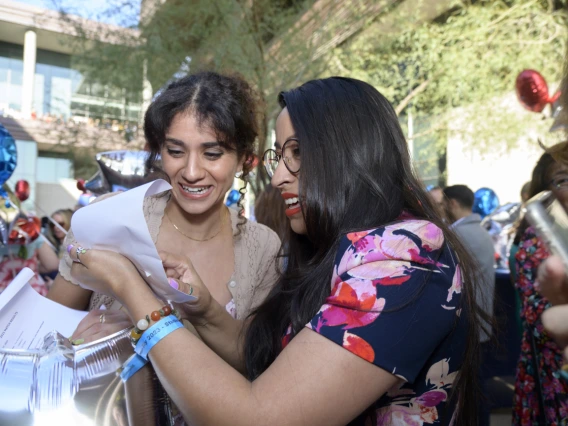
[274,135,297,149]
[165,138,221,148]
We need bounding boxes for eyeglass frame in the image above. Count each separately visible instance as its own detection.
[262,138,301,178]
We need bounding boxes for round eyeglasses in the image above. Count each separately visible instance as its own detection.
[263,138,300,178]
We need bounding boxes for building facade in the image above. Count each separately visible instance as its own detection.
[0,0,144,215]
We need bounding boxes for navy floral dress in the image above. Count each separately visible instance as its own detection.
[282,219,468,425]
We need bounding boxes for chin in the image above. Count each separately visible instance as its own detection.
[290,219,307,235]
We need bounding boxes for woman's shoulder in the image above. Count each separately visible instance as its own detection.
[341,219,445,256]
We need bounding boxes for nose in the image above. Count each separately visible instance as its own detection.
[181,154,206,182]
[271,158,293,189]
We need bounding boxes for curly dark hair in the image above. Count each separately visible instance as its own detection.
[143,71,260,234]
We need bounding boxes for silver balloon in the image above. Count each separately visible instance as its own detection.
[0,328,175,425]
[85,151,149,196]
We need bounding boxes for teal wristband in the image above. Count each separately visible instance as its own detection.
[135,315,183,359]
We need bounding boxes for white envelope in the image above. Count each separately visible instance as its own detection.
[71,179,196,303]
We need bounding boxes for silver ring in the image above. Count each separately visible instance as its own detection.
[99,313,106,324]
[75,246,87,264]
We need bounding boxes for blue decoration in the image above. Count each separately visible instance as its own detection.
[472,187,500,219]
[0,125,17,188]
[4,200,10,208]
[225,189,240,206]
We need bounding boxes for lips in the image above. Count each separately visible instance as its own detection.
[282,192,302,217]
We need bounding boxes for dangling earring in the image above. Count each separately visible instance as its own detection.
[235,171,243,179]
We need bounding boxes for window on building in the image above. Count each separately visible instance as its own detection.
[36,156,73,183]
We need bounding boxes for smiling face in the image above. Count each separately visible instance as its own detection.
[271,108,307,235]
[161,112,243,216]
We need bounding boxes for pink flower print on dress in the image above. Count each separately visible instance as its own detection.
[346,231,371,244]
[312,279,385,330]
[376,405,423,426]
[400,220,444,252]
[348,260,413,286]
[343,331,375,362]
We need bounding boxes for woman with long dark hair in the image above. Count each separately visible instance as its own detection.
[67,77,486,425]
[48,72,280,354]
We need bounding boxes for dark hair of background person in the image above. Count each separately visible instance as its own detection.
[243,77,488,426]
[254,185,288,241]
[143,71,260,234]
[443,184,475,210]
[514,141,568,245]
[521,181,531,200]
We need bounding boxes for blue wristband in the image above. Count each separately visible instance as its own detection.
[120,353,148,382]
[135,315,184,360]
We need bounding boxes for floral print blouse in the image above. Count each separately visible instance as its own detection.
[283,219,467,425]
[513,227,568,425]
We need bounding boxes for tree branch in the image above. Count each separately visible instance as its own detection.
[394,78,432,116]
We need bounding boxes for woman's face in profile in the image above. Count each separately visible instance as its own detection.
[271,108,306,235]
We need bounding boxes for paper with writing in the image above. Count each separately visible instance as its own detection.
[71,179,196,303]
[0,268,88,350]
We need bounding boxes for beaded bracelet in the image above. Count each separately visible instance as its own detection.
[130,305,181,348]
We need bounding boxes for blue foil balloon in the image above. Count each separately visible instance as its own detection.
[225,189,240,206]
[473,188,500,219]
[0,125,17,187]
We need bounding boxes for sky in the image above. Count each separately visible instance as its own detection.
[14,0,141,27]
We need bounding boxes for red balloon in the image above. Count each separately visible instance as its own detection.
[9,216,41,245]
[76,179,86,192]
[516,70,553,113]
[14,180,30,202]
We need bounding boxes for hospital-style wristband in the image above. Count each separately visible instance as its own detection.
[135,315,184,359]
[119,314,184,382]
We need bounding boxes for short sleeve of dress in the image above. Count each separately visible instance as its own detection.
[306,220,462,384]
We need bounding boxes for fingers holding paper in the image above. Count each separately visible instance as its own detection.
[68,243,141,300]
[160,251,212,319]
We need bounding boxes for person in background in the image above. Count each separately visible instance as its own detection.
[443,184,495,338]
[254,184,288,241]
[0,217,60,296]
[511,142,568,425]
[45,209,73,258]
[427,185,446,221]
[443,184,495,426]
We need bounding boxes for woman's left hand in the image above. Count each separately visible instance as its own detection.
[68,244,141,300]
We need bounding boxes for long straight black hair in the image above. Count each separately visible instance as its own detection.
[244,77,487,425]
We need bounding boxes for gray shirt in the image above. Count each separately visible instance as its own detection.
[451,213,495,342]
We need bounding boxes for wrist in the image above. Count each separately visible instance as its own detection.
[193,298,229,330]
[119,283,163,323]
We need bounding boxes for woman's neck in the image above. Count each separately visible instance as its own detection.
[165,197,228,241]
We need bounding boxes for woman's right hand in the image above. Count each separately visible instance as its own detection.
[71,308,133,345]
[159,251,214,323]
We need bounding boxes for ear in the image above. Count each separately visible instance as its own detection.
[448,198,459,210]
